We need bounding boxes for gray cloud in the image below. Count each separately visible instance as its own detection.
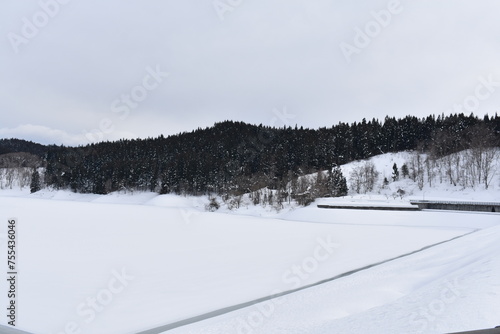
[1,0,499,145]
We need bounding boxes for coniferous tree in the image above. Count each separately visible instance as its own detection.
[30,168,41,193]
[328,166,348,197]
[401,164,409,179]
[19,112,497,200]
[383,177,389,188]
[392,163,399,181]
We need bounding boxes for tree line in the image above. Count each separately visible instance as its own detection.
[1,113,499,203]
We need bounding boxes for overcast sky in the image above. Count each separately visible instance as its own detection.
[1,0,500,145]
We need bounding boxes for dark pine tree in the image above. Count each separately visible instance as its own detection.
[392,163,399,181]
[30,168,41,193]
[401,164,409,178]
[327,166,348,197]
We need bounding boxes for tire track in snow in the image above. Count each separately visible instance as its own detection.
[134,230,479,334]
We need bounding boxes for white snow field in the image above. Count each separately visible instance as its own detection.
[0,190,499,334]
[166,223,500,334]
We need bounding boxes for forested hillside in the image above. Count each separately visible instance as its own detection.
[0,138,47,157]
[1,113,499,199]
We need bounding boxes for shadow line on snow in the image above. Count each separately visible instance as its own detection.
[134,229,479,334]
[0,325,37,334]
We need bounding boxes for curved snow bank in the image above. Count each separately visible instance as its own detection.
[166,225,500,334]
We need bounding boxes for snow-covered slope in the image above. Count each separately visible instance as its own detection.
[337,150,500,202]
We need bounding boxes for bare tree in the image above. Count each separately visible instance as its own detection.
[469,124,498,188]
[424,157,435,188]
[408,152,425,190]
[349,161,379,194]
[349,167,362,194]
[482,148,499,189]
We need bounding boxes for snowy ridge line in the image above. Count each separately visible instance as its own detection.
[0,325,35,334]
[133,230,478,334]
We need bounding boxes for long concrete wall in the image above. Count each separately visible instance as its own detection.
[410,201,500,213]
[317,204,420,211]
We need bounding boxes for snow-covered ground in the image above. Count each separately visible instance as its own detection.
[0,151,498,334]
[0,187,499,334]
[167,223,500,334]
